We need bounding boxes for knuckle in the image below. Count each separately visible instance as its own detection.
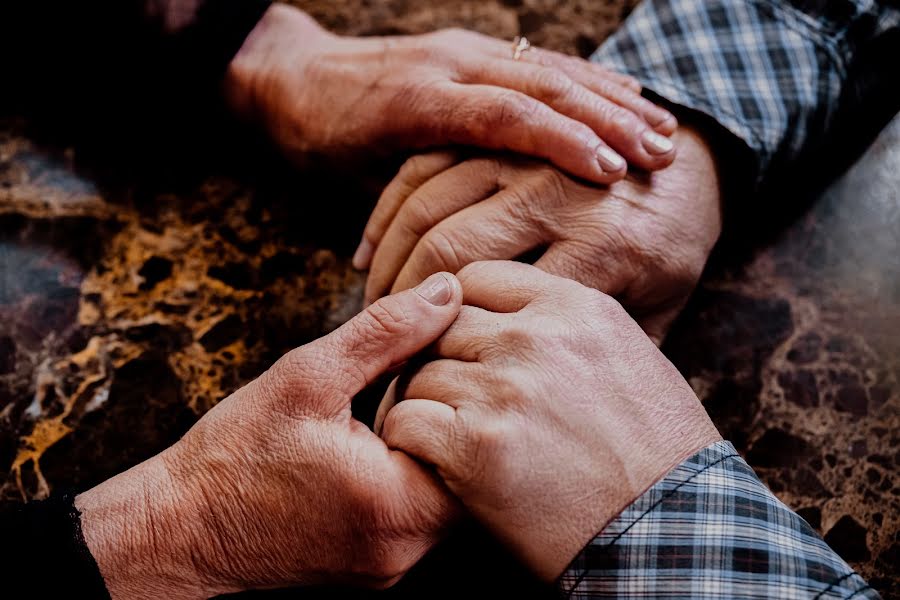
[256,345,341,412]
[492,365,539,404]
[457,414,517,490]
[527,165,569,208]
[534,68,576,102]
[605,104,641,132]
[418,229,465,272]
[399,154,431,181]
[461,157,503,186]
[403,191,441,234]
[490,92,536,129]
[622,219,704,286]
[263,348,309,394]
[456,260,494,287]
[496,321,540,355]
[361,296,416,339]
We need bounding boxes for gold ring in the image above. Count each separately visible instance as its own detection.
[512,36,532,61]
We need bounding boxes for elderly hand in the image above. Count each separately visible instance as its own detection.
[357,125,721,343]
[75,273,463,599]
[224,4,677,184]
[379,261,721,581]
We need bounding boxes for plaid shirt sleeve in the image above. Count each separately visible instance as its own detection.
[591,0,900,183]
[558,441,879,598]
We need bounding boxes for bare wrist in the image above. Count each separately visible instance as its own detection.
[223,4,329,122]
[76,449,226,600]
[541,403,722,582]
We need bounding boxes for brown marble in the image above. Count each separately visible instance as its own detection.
[0,0,897,598]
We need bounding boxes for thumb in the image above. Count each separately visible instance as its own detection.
[310,272,462,403]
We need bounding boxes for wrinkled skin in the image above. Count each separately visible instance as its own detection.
[380,261,721,581]
[358,125,722,344]
[77,274,465,599]
[225,4,678,184]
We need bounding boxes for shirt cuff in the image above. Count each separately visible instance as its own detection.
[590,0,848,184]
[558,441,878,599]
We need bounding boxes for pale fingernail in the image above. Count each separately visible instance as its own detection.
[414,273,452,306]
[642,130,675,155]
[352,238,374,270]
[596,146,626,173]
[646,110,675,129]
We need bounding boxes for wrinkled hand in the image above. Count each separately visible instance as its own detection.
[357,125,721,343]
[225,4,677,184]
[76,273,464,599]
[379,261,721,581]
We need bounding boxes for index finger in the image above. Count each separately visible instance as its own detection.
[354,151,460,271]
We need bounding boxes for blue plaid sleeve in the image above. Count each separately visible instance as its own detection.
[558,441,879,599]
[592,0,900,183]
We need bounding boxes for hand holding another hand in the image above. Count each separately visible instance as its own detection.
[76,273,464,599]
[379,262,721,580]
[357,125,722,343]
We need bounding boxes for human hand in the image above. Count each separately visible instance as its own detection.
[224,4,678,184]
[379,261,721,581]
[357,125,721,343]
[76,273,464,599]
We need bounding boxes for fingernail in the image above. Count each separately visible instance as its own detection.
[596,146,626,173]
[352,238,374,270]
[642,130,675,155]
[414,273,452,306]
[646,110,675,129]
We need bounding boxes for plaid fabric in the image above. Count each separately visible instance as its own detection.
[592,0,900,182]
[558,441,879,598]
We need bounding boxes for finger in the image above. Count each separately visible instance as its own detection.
[354,151,460,271]
[462,62,676,171]
[524,51,676,135]
[466,34,675,133]
[560,72,677,137]
[365,158,503,304]
[535,245,683,345]
[456,260,570,313]
[390,188,551,294]
[533,242,625,296]
[374,377,402,437]
[430,306,506,363]
[533,49,644,93]
[295,272,462,407]
[381,399,456,471]
[401,359,487,406]
[432,82,627,185]
[463,32,644,94]
[383,447,462,554]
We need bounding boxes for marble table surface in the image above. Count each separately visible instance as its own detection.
[1,1,897,597]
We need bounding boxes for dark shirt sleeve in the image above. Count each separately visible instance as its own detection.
[592,0,900,186]
[0,1,271,127]
[0,492,110,598]
[557,441,879,599]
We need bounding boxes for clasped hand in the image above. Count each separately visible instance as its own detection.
[77,264,719,598]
